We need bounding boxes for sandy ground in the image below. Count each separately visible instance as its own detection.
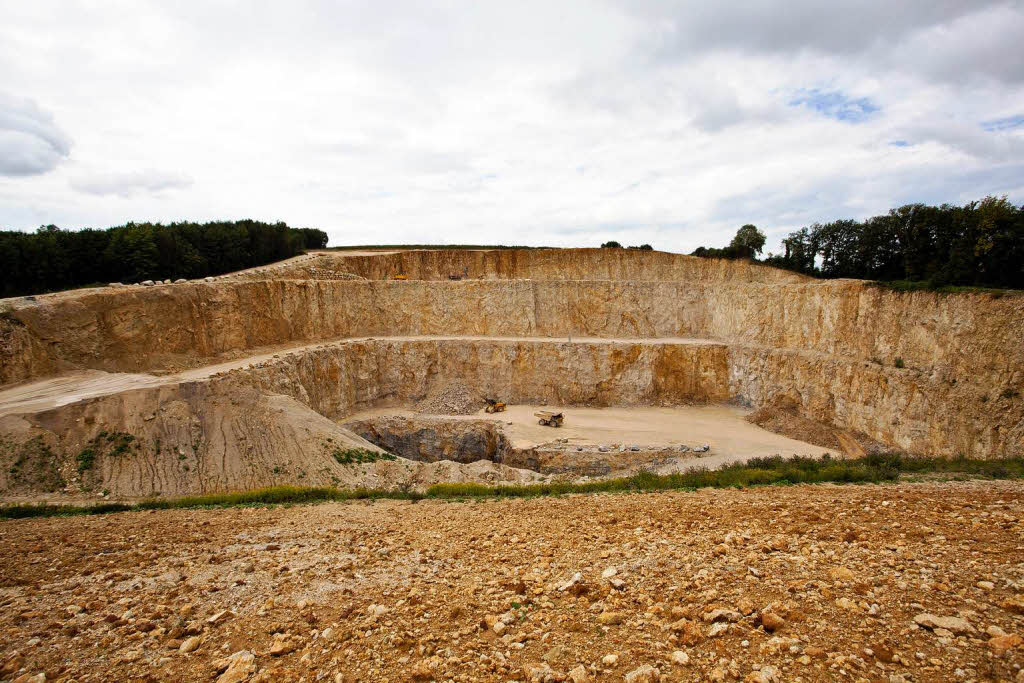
[0,336,720,418]
[346,404,837,471]
[1,479,1022,682]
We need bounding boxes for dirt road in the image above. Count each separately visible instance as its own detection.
[1,479,1022,682]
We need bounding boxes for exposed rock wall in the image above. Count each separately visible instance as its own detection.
[290,248,811,283]
[729,345,1023,458]
[6,278,1020,387]
[1,249,1020,459]
[345,415,509,464]
[232,338,731,419]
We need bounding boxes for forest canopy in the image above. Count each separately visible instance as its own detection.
[694,197,1024,290]
[0,220,328,297]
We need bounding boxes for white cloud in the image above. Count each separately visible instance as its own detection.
[0,1,1021,250]
[70,169,193,198]
[0,92,71,176]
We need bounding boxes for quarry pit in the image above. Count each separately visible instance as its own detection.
[0,247,1021,500]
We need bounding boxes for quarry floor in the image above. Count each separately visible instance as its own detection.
[350,404,836,470]
[1,479,1023,682]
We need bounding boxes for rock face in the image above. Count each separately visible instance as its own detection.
[0,247,1021,490]
[345,415,509,464]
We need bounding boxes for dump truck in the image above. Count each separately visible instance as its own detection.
[535,410,564,427]
[392,274,408,280]
[484,398,506,413]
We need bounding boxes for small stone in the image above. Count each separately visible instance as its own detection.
[597,611,625,625]
[708,622,730,637]
[217,651,256,683]
[269,633,294,656]
[601,653,619,666]
[624,664,658,682]
[180,636,201,653]
[207,610,234,625]
[835,597,858,610]
[1002,595,1024,615]
[914,613,976,635]
[759,612,785,633]
[989,634,1023,655]
[601,566,618,579]
[523,663,557,682]
[567,664,589,682]
[703,608,743,623]
[558,572,587,595]
[829,566,855,582]
[671,650,689,665]
[976,580,995,591]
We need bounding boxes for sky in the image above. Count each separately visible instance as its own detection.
[1,1,1023,253]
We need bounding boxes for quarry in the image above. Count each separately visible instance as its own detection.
[1,247,1021,499]
[0,248,1022,681]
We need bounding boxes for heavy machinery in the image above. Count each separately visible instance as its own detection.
[484,398,506,413]
[392,274,408,280]
[535,410,564,427]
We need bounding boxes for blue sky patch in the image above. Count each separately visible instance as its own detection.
[981,114,1024,132]
[889,140,910,147]
[789,89,879,123]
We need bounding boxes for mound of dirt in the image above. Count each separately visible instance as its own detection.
[0,377,542,499]
[414,381,485,415]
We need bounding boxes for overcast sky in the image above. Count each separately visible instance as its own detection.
[1,1,1023,252]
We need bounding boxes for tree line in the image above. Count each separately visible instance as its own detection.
[693,197,1024,289]
[0,220,328,297]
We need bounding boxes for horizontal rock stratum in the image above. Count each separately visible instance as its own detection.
[0,248,1021,498]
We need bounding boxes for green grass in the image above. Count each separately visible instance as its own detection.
[331,448,396,465]
[2,453,1022,520]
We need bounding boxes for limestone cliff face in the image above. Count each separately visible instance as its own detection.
[232,338,730,419]
[282,248,811,283]
[729,346,1022,458]
[1,249,1020,459]
[8,278,1021,385]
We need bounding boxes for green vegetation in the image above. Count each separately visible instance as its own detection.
[75,448,96,473]
[331,448,397,465]
[0,221,328,297]
[692,224,767,260]
[600,241,653,250]
[761,196,1023,289]
[3,453,1022,520]
[4,436,63,492]
[692,197,1024,291]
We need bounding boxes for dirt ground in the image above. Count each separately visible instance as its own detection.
[1,479,1022,682]
[352,403,837,470]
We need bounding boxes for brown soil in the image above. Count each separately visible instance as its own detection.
[1,480,1022,682]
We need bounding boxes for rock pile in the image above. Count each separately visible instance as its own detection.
[414,381,485,415]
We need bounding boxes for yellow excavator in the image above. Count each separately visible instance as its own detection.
[484,397,506,413]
